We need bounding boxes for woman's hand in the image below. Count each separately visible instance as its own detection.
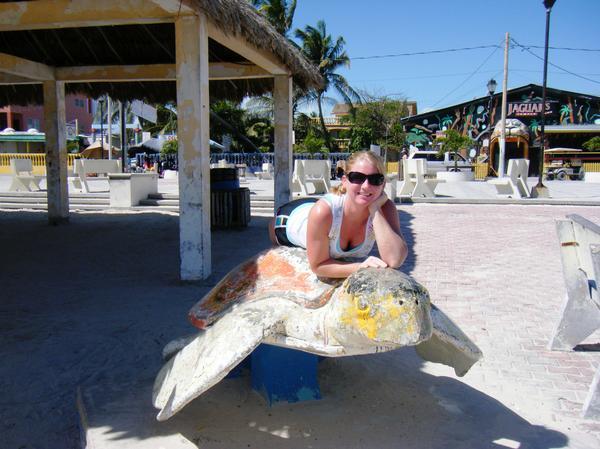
[369,192,389,215]
[359,256,388,269]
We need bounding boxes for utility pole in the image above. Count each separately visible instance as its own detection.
[498,32,509,177]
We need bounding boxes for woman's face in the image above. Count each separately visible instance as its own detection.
[342,158,385,207]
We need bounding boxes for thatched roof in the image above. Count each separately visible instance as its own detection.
[0,0,323,106]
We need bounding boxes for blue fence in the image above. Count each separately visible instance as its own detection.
[134,152,351,174]
[211,152,351,173]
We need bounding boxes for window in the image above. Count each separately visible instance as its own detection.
[26,118,40,130]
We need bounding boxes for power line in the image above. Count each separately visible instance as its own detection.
[511,37,600,85]
[344,44,600,62]
[517,45,600,52]
[431,40,502,108]
[353,68,600,84]
[349,45,501,60]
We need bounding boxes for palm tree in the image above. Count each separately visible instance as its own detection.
[251,0,297,37]
[295,20,360,151]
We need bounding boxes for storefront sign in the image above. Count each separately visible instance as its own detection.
[508,101,555,117]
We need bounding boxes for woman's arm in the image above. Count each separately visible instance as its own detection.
[369,195,408,268]
[306,200,386,278]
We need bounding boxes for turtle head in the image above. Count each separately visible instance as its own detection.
[326,268,432,348]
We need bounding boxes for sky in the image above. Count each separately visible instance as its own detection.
[290,0,600,115]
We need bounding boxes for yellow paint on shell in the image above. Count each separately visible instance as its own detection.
[341,293,416,340]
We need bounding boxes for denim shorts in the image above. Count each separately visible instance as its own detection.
[273,197,318,246]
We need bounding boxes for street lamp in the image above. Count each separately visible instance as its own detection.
[532,0,557,198]
[485,78,497,155]
[98,97,105,160]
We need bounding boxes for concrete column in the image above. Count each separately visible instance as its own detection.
[175,14,211,280]
[43,80,69,224]
[273,75,293,210]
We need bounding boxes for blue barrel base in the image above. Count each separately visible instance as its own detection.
[251,344,321,405]
[226,355,250,379]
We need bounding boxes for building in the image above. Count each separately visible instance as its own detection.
[315,100,418,150]
[0,94,94,137]
[401,84,600,175]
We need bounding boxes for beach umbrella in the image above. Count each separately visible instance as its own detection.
[81,141,121,159]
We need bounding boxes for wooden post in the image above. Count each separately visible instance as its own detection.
[175,14,211,280]
[273,75,293,210]
[43,80,69,224]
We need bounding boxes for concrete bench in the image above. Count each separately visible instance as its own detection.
[71,159,121,193]
[255,162,273,180]
[292,159,331,196]
[385,173,398,201]
[487,158,530,198]
[8,158,44,192]
[108,173,158,207]
[548,214,600,419]
[398,158,443,198]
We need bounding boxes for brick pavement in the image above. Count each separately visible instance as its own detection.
[400,203,600,442]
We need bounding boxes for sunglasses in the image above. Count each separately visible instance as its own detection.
[346,171,385,186]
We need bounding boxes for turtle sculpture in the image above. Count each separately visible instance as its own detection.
[153,246,482,421]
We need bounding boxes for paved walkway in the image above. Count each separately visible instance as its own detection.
[1,173,600,204]
[1,202,600,448]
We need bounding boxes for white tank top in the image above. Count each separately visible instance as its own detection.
[286,194,376,259]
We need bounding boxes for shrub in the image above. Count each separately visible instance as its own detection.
[582,136,600,151]
[349,126,372,152]
[161,139,178,155]
[298,132,326,154]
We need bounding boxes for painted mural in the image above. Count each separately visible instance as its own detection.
[402,84,600,148]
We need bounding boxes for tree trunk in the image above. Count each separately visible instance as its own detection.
[317,92,332,152]
[209,111,259,152]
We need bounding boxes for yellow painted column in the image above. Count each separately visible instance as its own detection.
[43,80,69,224]
[273,75,293,210]
[175,13,211,280]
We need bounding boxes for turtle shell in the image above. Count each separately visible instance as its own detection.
[188,246,341,329]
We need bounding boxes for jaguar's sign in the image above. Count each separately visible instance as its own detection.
[508,101,556,117]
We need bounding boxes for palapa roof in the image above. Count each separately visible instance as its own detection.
[0,0,323,106]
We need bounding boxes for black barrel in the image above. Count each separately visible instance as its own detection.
[210,168,239,190]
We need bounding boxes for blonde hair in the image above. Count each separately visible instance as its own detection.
[332,150,386,195]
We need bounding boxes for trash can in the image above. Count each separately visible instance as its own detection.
[210,168,250,228]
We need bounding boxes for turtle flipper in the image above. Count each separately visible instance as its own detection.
[162,334,197,361]
[415,305,482,376]
[153,302,284,421]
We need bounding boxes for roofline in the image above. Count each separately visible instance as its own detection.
[401,83,600,122]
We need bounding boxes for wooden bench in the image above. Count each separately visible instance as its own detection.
[70,159,121,193]
[548,214,600,419]
[8,158,44,192]
[487,158,530,198]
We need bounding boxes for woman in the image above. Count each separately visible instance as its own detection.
[269,151,407,278]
